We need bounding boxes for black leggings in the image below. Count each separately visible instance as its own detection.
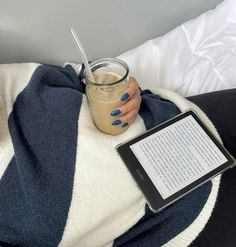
[188,88,236,247]
[188,88,236,159]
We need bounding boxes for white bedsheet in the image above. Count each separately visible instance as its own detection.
[119,0,236,97]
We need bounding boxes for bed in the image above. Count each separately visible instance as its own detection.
[0,0,236,246]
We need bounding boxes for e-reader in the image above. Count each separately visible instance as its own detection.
[116,110,235,212]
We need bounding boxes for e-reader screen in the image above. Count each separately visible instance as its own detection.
[116,110,235,212]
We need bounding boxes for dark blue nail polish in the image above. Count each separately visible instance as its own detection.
[111,109,121,116]
[121,122,129,128]
[120,92,129,101]
[112,119,122,125]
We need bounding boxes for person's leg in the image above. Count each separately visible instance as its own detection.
[187,88,236,247]
[187,88,236,158]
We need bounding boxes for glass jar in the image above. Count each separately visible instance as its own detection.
[85,58,129,135]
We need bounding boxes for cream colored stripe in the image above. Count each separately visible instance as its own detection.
[0,63,40,179]
[59,96,146,247]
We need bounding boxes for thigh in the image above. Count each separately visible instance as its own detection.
[187,88,236,158]
[187,89,236,247]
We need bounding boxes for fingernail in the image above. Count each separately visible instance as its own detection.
[121,122,129,128]
[112,119,122,125]
[120,92,129,101]
[111,109,121,116]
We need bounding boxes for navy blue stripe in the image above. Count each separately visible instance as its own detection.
[139,90,181,129]
[0,65,83,246]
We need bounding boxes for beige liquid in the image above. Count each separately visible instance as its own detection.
[86,71,129,135]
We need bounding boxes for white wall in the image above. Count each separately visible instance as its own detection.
[0,0,222,65]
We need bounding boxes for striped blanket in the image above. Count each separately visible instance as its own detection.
[0,63,220,247]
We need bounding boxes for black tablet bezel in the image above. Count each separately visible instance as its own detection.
[116,110,235,212]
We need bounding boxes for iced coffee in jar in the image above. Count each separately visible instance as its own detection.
[85,58,129,135]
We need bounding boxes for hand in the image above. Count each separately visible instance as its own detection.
[111,77,141,127]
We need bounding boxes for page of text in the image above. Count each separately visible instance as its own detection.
[130,115,227,199]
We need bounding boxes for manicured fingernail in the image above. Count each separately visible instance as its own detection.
[112,119,122,125]
[111,109,121,116]
[120,92,129,101]
[121,122,129,128]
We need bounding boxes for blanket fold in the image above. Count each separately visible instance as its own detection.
[0,64,220,247]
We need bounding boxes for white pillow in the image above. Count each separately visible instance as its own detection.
[119,0,236,97]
